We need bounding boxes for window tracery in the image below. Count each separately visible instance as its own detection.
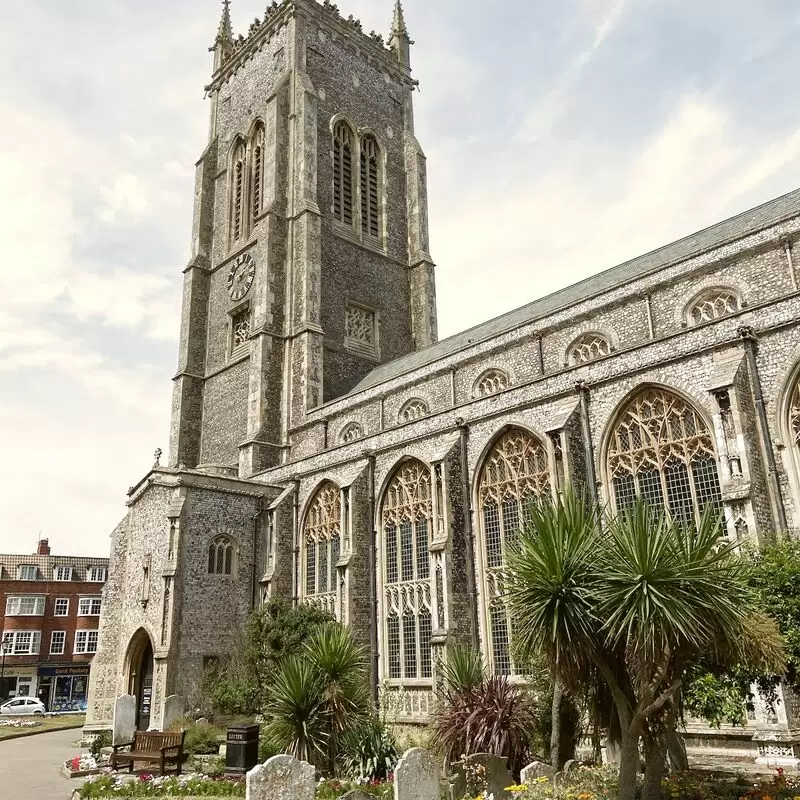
[474,369,509,397]
[399,399,429,423]
[687,289,740,325]
[231,306,251,355]
[360,135,380,239]
[568,333,611,365]
[477,428,551,675]
[208,536,233,575]
[789,380,800,446]
[381,460,433,684]
[333,121,355,226]
[303,483,341,617]
[607,388,722,526]
[339,422,364,444]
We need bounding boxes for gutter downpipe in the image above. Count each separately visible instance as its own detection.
[738,326,788,532]
[576,381,599,510]
[292,479,300,604]
[366,452,379,709]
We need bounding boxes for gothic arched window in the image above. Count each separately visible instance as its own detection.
[231,141,246,243]
[568,333,612,365]
[381,460,433,684]
[606,387,722,527]
[790,379,800,447]
[474,369,509,398]
[303,482,341,616]
[208,536,234,575]
[686,289,740,326]
[250,124,265,222]
[399,399,429,424]
[333,121,355,226]
[360,135,380,239]
[477,429,551,675]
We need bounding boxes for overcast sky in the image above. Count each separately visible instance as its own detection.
[2,0,800,556]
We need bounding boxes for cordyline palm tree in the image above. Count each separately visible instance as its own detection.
[264,622,370,774]
[506,489,784,800]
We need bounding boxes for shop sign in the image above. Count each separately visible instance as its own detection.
[0,667,36,679]
[38,666,90,677]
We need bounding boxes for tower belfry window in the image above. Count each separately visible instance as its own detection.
[333,122,355,226]
[251,125,264,221]
[360,135,380,239]
[231,142,246,243]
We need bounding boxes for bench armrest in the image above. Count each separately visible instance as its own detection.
[112,741,134,752]
[160,744,182,754]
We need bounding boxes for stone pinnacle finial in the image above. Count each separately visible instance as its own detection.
[391,0,408,35]
[217,0,233,43]
[389,0,412,67]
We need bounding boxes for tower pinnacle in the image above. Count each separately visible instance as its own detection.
[389,1,412,69]
[211,0,234,71]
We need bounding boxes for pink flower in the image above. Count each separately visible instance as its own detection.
[138,773,153,782]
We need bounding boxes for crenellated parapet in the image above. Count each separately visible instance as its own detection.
[207,0,413,91]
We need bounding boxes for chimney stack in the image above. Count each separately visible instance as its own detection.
[36,538,50,556]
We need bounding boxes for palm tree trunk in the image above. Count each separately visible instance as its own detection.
[641,735,667,800]
[666,728,688,772]
[550,680,564,769]
[616,729,640,800]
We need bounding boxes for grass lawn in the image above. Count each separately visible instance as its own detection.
[0,714,85,741]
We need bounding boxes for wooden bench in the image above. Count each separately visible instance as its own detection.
[111,730,186,776]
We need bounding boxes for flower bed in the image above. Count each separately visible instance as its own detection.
[76,773,245,798]
[0,718,39,729]
[316,777,392,799]
[64,755,105,779]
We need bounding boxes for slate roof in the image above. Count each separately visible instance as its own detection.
[352,186,800,394]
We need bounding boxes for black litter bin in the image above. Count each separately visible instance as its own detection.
[225,724,260,775]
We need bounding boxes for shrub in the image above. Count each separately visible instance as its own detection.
[77,773,245,797]
[181,719,225,756]
[340,717,399,781]
[89,729,112,760]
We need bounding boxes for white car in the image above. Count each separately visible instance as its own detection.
[0,697,46,715]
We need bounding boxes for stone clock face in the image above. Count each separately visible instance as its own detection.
[226,253,256,301]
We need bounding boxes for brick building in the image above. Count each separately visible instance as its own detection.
[0,539,108,711]
[84,0,800,758]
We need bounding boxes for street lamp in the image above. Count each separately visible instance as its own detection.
[0,634,12,698]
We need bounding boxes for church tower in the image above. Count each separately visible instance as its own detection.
[169,0,437,478]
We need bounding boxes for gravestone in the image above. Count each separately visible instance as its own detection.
[341,792,374,800]
[521,760,555,784]
[161,695,185,731]
[562,759,578,776]
[395,747,439,800]
[246,754,315,800]
[112,695,136,746]
[449,753,514,800]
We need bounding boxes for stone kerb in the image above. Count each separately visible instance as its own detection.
[449,753,514,800]
[395,747,439,800]
[112,695,136,746]
[246,754,315,800]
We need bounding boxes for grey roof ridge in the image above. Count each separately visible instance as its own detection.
[347,184,800,396]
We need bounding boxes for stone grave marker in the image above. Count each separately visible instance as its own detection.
[395,747,439,800]
[112,694,136,745]
[341,791,374,800]
[161,695,185,731]
[521,759,555,784]
[246,754,315,800]
[449,753,514,800]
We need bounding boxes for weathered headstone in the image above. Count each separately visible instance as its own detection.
[112,695,136,745]
[562,759,578,776]
[395,747,439,800]
[449,753,513,800]
[246,754,315,800]
[521,760,555,784]
[341,791,374,800]
[196,716,210,726]
[161,695,185,731]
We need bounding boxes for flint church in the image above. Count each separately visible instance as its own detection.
[86,0,800,752]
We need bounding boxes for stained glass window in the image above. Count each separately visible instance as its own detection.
[303,482,341,617]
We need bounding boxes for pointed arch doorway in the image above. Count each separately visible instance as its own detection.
[125,629,155,731]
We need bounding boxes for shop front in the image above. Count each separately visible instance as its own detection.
[37,665,90,712]
[0,666,37,702]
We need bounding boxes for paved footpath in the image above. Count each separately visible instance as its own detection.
[0,727,86,800]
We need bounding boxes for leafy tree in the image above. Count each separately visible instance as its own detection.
[505,490,784,800]
[202,599,334,716]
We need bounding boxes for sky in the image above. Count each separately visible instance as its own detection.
[2,0,800,556]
